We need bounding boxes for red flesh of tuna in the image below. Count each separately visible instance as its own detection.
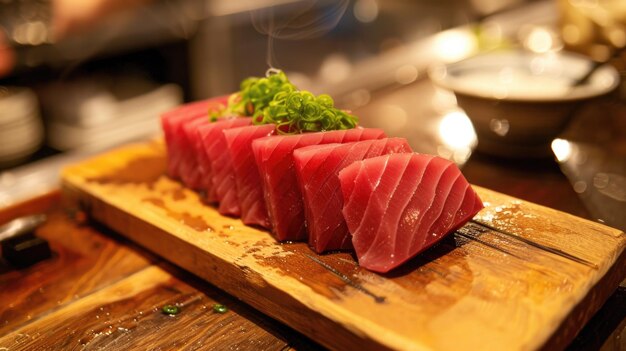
[181,118,211,189]
[252,128,386,242]
[294,138,413,253]
[224,124,276,228]
[200,117,252,215]
[192,123,215,193]
[339,153,483,273]
[161,96,228,181]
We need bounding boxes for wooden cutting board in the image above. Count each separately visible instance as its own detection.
[61,140,625,351]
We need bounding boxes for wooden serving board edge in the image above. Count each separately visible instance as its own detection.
[541,247,625,350]
[474,185,625,350]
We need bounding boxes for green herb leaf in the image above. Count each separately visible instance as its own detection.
[162,304,180,315]
[212,303,228,314]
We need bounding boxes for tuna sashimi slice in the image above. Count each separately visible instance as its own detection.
[338,153,483,273]
[161,96,228,180]
[181,118,212,189]
[293,138,413,253]
[224,124,276,228]
[252,128,386,242]
[200,117,253,216]
[193,124,215,194]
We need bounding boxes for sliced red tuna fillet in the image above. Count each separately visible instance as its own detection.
[192,122,215,193]
[161,96,228,180]
[200,117,253,215]
[338,153,483,273]
[180,118,212,189]
[252,128,386,242]
[293,138,413,253]
[224,124,276,228]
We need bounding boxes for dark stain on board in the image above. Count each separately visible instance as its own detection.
[87,155,166,187]
[305,254,386,303]
[142,198,214,233]
[252,241,387,303]
[161,187,187,201]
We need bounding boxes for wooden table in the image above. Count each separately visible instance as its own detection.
[0,192,320,350]
[1,79,624,350]
[0,157,623,350]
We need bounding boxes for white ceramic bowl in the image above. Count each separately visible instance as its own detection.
[429,50,620,157]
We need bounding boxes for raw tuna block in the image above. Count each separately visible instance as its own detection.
[294,138,413,253]
[161,96,228,180]
[252,128,386,242]
[339,153,483,273]
[224,124,276,228]
[200,117,253,215]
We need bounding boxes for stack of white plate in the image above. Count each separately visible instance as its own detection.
[42,77,181,151]
[0,87,44,168]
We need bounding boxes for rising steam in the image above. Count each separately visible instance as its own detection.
[250,0,350,68]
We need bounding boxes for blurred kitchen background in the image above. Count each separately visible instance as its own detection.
[0,0,624,229]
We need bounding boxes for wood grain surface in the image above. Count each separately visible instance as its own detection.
[0,192,319,351]
[0,193,155,336]
[59,140,626,351]
[1,265,314,351]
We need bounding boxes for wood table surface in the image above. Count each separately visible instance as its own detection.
[0,192,320,350]
[1,79,625,350]
[0,157,624,351]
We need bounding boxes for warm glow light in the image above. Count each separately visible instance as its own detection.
[434,30,477,63]
[607,27,626,47]
[13,21,48,45]
[480,23,503,50]
[353,0,379,23]
[562,24,581,45]
[489,118,510,136]
[438,111,477,150]
[374,105,407,133]
[551,138,571,162]
[526,27,554,53]
[395,65,418,85]
[345,89,371,109]
[319,54,352,84]
[431,88,457,113]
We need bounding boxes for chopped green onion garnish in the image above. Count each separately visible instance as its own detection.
[212,303,228,314]
[213,69,359,134]
[254,89,358,134]
[228,69,296,118]
[162,304,180,315]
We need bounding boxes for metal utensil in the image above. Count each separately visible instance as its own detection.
[0,214,51,267]
[0,214,47,242]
